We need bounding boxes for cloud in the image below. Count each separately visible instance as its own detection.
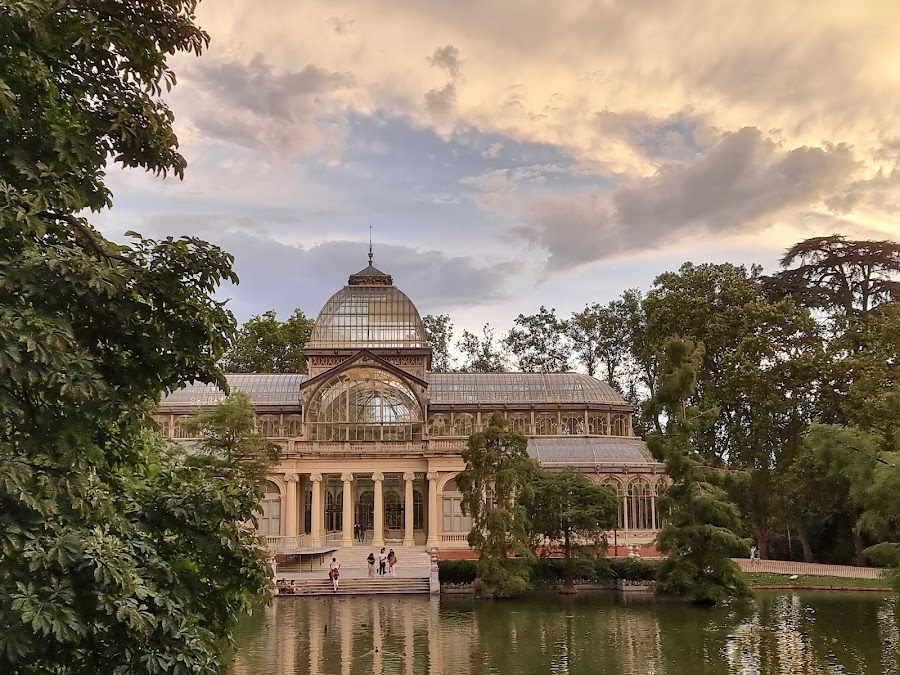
[424,82,457,116]
[427,45,462,79]
[185,54,358,155]
[512,127,862,270]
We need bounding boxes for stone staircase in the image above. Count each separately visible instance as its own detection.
[278,576,431,596]
[275,545,435,596]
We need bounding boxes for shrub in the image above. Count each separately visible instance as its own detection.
[438,559,477,585]
[609,557,660,582]
[862,542,900,568]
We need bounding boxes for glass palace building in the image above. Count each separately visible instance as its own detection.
[157,259,665,554]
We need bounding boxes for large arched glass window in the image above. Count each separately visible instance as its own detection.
[627,479,654,530]
[612,414,628,436]
[256,414,280,437]
[413,489,424,530]
[307,367,423,441]
[589,414,608,435]
[356,490,374,531]
[535,413,558,435]
[325,491,343,532]
[384,489,403,529]
[562,414,584,435]
[508,413,529,434]
[428,414,449,437]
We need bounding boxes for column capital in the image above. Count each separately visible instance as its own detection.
[341,472,354,483]
[285,472,299,483]
[403,471,416,482]
[310,473,323,483]
[372,472,384,482]
[426,471,439,482]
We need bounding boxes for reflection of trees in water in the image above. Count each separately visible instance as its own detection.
[230,593,900,674]
[726,592,895,674]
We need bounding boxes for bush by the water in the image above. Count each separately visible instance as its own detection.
[862,542,900,568]
[438,557,660,587]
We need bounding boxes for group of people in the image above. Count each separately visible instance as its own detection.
[367,548,397,577]
[276,547,400,594]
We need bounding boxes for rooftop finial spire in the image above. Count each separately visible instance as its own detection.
[368,225,373,265]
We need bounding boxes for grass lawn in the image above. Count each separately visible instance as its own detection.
[742,572,891,590]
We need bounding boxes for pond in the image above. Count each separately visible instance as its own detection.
[231,591,900,674]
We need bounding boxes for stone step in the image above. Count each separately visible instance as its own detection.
[278,578,431,597]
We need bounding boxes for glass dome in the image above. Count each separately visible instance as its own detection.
[307,285,429,349]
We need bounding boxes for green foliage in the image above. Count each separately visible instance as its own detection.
[862,542,900,568]
[608,557,660,582]
[504,306,571,373]
[457,414,538,596]
[182,392,281,485]
[0,1,273,671]
[456,323,508,373]
[222,309,313,373]
[422,313,454,372]
[437,559,478,585]
[647,338,751,604]
[523,468,617,586]
[567,300,632,388]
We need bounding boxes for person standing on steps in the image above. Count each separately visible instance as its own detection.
[378,547,387,576]
[329,557,341,592]
[367,551,376,577]
[354,522,362,543]
[387,549,397,577]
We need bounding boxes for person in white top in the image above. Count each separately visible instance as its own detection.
[329,557,341,591]
[378,548,387,576]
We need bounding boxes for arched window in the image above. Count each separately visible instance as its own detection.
[479,412,503,430]
[413,489,424,530]
[258,481,282,536]
[174,415,194,439]
[356,490,374,531]
[562,414,584,435]
[627,479,654,530]
[535,413,558,435]
[612,414,628,436]
[306,367,423,441]
[428,414,449,437]
[284,414,303,437]
[508,413,529,434]
[152,415,173,438]
[256,414,280,437]
[384,489,403,529]
[452,413,474,437]
[589,414,608,435]
[601,479,625,530]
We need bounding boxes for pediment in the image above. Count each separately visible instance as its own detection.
[299,349,429,392]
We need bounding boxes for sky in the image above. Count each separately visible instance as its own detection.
[95,0,900,339]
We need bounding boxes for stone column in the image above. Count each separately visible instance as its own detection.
[341,472,354,547]
[373,472,384,547]
[403,472,415,546]
[627,413,633,437]
[284,473,299,539]
[426,472,439,550]
[310,473,323,548]
[298,475,307,537]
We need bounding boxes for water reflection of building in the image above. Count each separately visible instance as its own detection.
[158,256,665,553]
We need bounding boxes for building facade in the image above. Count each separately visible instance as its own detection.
[157,260,665,554]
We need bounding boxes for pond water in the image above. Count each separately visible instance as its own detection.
[231,591,900,674]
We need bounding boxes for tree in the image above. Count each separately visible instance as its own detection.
[1,2,272,671]
[567,301,633,388]
[645,339,750,604]
[422,313,454,372]
[182,392,281,485]
[456,414,538,597]
[222,309,313,373]
[763,235,900,318]
[504,306,571,373]
[523,468,617,593]
[456,324,508,373]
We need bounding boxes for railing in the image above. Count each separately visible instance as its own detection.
[266,535,308,552]
[440,533,469,543]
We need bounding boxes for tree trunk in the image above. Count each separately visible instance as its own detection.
[793,519,815,563]
[851,526,866,566]
[560,530,577,595]
[753,523,769,559]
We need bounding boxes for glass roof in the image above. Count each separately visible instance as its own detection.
[159,373,308,407]
[307,285,429,350]
[159,372,625,408]
[427,373,625,404]
[528,437,659,467]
